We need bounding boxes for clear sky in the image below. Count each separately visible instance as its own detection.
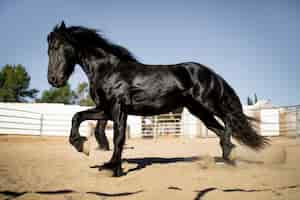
[0,0,299,106]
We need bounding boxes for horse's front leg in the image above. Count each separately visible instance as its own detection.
[70,108,109,155]
[101,102,127,177]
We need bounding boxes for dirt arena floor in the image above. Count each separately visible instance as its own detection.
[0,135,299,200]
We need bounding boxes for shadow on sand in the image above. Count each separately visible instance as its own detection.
[124,156,200,173]
[0,189,144,199]
[91,156,202,175]
[90,156,239,175]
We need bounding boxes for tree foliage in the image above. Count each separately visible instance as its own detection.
[37,84,75,104]
[247,96,253,106]
[73,82,94,106]
[254,93,258,104]
[247,93,259,106]
[0,64,38,102]
[37,81,94,106]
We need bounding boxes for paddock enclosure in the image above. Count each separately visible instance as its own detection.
[0,102,300,199]
[0,102,299,138]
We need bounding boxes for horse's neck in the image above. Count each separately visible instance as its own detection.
[78,57,93,80]
[78,53,119,82]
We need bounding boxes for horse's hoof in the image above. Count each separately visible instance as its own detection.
[98,146,110,151]
[113,172,123,177]
[228,146,237,160]
[113,168,123,177]
[82,139,90,156]
[98,162,114,170]
[224,159,236,166]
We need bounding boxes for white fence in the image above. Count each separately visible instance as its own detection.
[0,103,142,138]
[0,103,299,138]
[0,103,91,136]
[0,107,42,135]
[139,106,300,138]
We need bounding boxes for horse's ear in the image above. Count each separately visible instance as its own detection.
[60,21,66,30]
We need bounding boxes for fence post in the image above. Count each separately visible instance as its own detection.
[40,114,44,136]
[154,115,157,139]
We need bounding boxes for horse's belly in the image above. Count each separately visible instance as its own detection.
[127,96,184,116]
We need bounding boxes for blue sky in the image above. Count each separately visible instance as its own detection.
[0,0,299,106]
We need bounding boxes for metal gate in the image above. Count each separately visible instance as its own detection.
[141,112,182,137]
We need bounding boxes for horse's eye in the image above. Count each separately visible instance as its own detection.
[53,43,62,50]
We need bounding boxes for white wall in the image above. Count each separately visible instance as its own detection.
[260,109,280,136]
[0,106,41,135]
[127,116,142,138]
[0,103,91,136]
[181,108,200,138]
[0,103,143,138]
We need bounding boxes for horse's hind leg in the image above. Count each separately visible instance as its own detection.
[94,120,110,151]
[220,117,236,162]
[186,103,235,162]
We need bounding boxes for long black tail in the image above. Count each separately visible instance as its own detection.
[191,62,269,150]
[229,111,269,150]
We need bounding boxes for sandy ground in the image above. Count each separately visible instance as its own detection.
[0,135,299,200]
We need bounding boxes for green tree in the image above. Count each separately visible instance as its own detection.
[247,96,254,106]
[73,82,94,106]
[254,93,258,104]
[0,64,38,102]
[247,93,259,106]
[37,84,74,104]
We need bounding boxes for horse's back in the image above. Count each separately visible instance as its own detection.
[110,62,194,115]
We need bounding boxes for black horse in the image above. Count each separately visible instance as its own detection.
[47,22,268,177]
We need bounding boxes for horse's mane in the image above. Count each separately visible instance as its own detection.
[52,25,139,63]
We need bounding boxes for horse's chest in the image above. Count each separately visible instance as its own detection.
[89,82,106,106]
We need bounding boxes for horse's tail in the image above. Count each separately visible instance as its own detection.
[228,111,269,150]
[217,79,269,150]
[186,62,269,150]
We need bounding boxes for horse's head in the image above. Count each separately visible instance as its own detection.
[47,21,76,87]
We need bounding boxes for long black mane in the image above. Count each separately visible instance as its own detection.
[52,25,139,63]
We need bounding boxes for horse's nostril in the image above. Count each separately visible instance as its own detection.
[50,76,57,84]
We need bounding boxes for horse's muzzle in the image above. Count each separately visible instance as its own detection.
[48,75,66,87]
